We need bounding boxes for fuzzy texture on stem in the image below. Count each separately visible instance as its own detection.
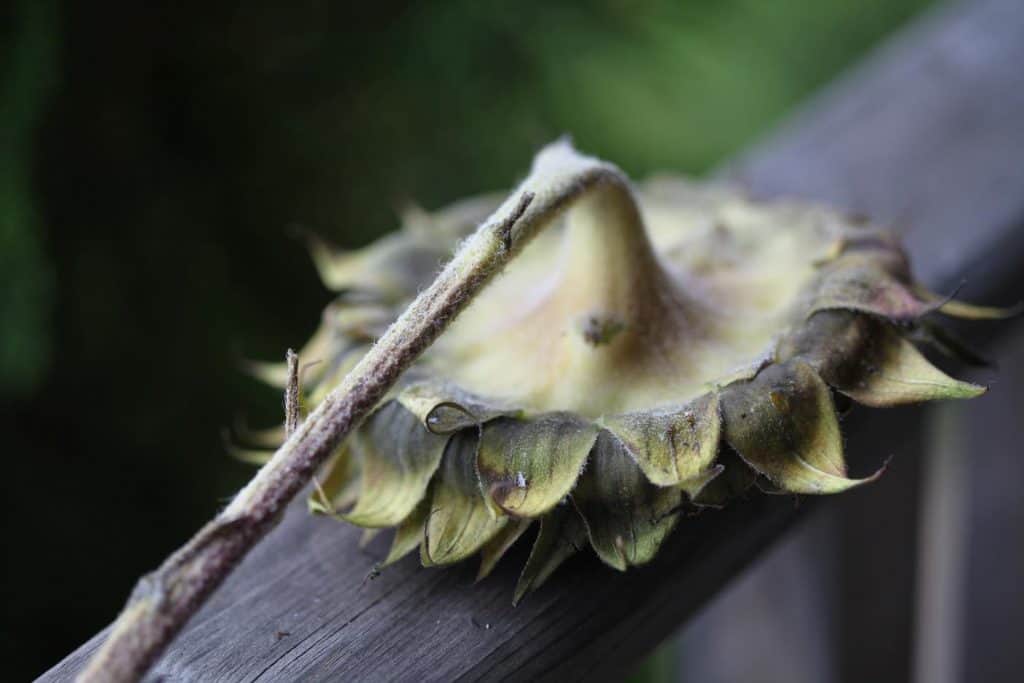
[284,348,300,436]
[77,144,643,682]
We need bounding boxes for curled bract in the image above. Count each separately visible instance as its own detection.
[243,141,1003,602]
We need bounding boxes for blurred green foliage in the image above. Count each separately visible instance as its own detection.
[3,1,932,679]
[0,0,56,396]
[184,0,932,251]
[628,636,680,683]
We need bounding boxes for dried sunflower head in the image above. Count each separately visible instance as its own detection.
[247,141,1000,603]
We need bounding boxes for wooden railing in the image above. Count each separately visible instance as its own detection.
[42,0,1024,679]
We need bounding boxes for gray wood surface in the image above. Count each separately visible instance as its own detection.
[960,326,1024,682]
[682,1,1024,681]
[42,0,1024,680]
[736,3,1024,676]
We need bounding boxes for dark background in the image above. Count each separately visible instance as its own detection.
[1,1,941,679]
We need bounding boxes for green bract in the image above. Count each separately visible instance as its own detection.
[246,142,995,602]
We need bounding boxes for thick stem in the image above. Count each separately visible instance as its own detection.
[77,141,643,682]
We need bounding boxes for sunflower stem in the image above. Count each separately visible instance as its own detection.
[77,141,643,682]
[284,348,300,437]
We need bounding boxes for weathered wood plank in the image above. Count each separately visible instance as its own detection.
[733,1,1024,681]
[678,0,1024,680]
[42,0,1024,679]
[960,326,1024,682]
[42,493,801,682]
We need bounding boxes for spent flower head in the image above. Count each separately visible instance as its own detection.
[244,141,1001,603]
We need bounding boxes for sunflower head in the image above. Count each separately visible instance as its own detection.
[245,141,1002,602]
